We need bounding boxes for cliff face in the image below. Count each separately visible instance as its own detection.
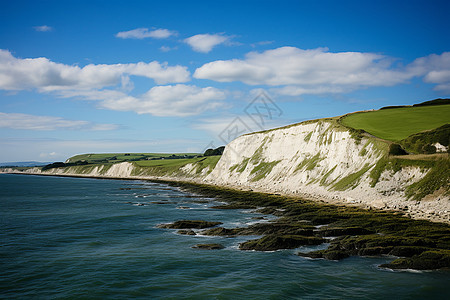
[3,119,448,223]
[202,120,448,223]
[206,120,382,193]
[206,121,398,199]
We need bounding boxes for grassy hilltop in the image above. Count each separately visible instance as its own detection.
[340,104,450,141]
[340,99,449,155]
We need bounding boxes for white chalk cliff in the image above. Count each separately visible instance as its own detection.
[202,120,449,223]
[4,119,449,223]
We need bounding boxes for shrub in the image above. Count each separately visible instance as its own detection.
[203,146,225,156]
[389,143,408,155]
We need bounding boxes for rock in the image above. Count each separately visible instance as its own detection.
[210,204,256,209]
[323,250,350,260]
[358,246,392,256]
[177,229,196,235]
[318,226,374,237]
[388,246,431,257]
[380,250,450,270]
[297,250,325,259]
[193,243,225,250]
[239,235,325,251]
[158,220,223,229]
[298,249,349,260]
[200,227,240,236]
[200,222,314,237]
[240,222,314,236]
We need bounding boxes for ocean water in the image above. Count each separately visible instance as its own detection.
[1,174,449,299]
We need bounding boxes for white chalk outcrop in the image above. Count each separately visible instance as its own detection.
[434,142,448,153]
[5,162,135,178]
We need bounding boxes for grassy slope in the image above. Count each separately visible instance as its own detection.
[67,153,199,164]
[340,105,450,141]
[132,156,221,177]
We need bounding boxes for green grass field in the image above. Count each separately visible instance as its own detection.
[133,156,221,176]
[67,153,199,164]
[340,105,450,141]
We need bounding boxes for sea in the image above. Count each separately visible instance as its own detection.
[1,174,449,299]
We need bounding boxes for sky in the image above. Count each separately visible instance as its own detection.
[0,0,449,162]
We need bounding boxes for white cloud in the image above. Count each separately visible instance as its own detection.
[0,51,224,117]
[408,52,450,92]
[194,47,408,86]
[250,41,274,48]
[160,46,177,52]
[184,34,229,53]
[116,28,176,39]
[34,25,53,32]
[194,47,450,96]
[0,49,190,91]
[100,84,226,117]
[0,112,119,131]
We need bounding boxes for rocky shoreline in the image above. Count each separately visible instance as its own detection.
[2,171,449,271]
[2,168,449,224]
[156,180,450,271]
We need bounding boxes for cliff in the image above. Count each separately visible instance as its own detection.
[3,118,449,223]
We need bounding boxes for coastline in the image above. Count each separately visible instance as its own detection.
[3,170,450,271]
[2,169,448,225]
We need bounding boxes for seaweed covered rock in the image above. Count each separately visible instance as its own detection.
[299,234,440,260]
[158,220,222,229]
[336,234,436,252]
[389,246,432,257]
[317,226,374,237]
[200,227,241,236]
[380,250,450,270]
[192,243,225,250]
[177,229,196,235]
[241,222,314,236]
[200,222,315,237]
[239,235,325,251]
[298,250,350,260]
[210,203,257,209]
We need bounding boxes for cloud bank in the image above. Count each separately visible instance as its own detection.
[0,49,190,91]
[0,50,228,117]
[0,112,118,131]
[194,46,450,95]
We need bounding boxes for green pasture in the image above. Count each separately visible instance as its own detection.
[67,153,199,164]
[340,105,450,141]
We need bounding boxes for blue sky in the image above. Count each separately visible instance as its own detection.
[0,0,449,162]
